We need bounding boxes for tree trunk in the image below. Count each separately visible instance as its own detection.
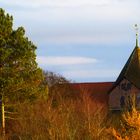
[2,96,5,137]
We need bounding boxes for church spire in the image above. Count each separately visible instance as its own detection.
[135,24,139,47]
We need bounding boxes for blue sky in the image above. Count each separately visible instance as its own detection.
[1,0,140,82]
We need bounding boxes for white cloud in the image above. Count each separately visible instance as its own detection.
[1,0,139,9]
[4,0,139,46]
[36,56,98,66]
[1,0,117,8]
[62,69,120,79]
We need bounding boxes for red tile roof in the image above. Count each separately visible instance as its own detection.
[69,82,114,105]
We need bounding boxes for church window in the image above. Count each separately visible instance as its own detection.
[121,83,132,91]
[120,96,125,108]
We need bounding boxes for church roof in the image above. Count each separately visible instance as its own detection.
[115,46,140,89]
[70,82,114,104]
[71,82,114,94]
[51,82,114,105]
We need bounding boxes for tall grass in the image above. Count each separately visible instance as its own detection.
[4,92,111,140]
[2,88,140,139]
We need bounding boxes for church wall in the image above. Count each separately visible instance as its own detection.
[109,78,140,110]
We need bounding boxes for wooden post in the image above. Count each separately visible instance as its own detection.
[2,96,5,136]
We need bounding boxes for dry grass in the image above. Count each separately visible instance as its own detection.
[1,89,140,140]
[2,92,111,140]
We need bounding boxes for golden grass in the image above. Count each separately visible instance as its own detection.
[4,90,140,140]
[3,94,111,140]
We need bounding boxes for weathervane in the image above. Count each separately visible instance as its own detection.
[134,24,139,47]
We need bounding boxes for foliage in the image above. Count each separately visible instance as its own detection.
[108,107,140,140]
[0,8,43,102]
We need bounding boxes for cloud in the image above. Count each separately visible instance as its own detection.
[0,0,116,8]
[36,56,98,66]
[1,0,139,9]
[2,0,139,46]
[4,0,138,46]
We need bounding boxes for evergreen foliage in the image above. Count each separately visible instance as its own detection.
[0,8,43,102]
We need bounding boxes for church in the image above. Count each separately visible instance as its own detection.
[109,35,140,110]
[51,32,140,111]
[66,33,140,111]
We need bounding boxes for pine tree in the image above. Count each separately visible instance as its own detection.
[0,8,43,136]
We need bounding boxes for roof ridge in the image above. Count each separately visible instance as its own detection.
[124,46,138,77]
[115,46,137,84]
[110,46,138,92]
[137,47,140,69]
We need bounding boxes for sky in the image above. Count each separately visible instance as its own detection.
[1,0,140,82]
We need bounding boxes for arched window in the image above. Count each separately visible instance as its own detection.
[120,96,125,108]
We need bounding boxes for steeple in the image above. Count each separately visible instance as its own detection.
[135,24,139,47]
[112,25,140,89]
